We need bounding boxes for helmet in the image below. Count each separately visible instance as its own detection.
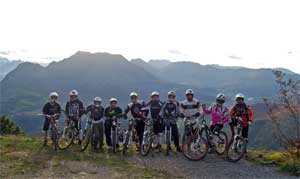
[151,91,160,97]
[185,89,194,95]
[110,98,118,103]
[235,93,245,100]
[216,93,225,102]
[167,91,176,97]
[69,90,78,96]
[49,92,59,98]
[94,97,102,102]
[130,92,138,97]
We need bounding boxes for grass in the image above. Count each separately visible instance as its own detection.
[247,150,300,176]
[0,135,175,178]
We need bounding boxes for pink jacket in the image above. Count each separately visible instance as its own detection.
[203,103,230,126]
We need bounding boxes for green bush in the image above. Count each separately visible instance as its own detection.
[0,115,24,135]
[279,163,300,176]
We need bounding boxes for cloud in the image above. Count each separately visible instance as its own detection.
[0,51,15,55]
[168,50,186,56]
[228,55,242,60]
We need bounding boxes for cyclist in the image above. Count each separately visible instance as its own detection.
[159,91,181,152]
[65,90,85,145]
[202,93,230,134]
[146,91,164,152]
[229,93,254,150]
[124,92,146,151]
[86,97,105,151]
[180,89,202,138]
[42,92,61,146]
[104,98,123,149]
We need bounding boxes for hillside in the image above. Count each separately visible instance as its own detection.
[1,135,297,178]
[131,59,300,101]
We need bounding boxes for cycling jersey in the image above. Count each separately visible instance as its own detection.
[203,103,229,126]
[147,100,164,119]
[43,102,61,116]
[180,99,201,118]
[124,100,145,119]
[86,104,105,121]
[160,101,180,118]
[65,99,84,119]
[230,103,253,127]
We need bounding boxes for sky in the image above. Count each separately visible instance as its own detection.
[0,0,300,73]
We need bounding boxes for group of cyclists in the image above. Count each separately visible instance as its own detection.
[42,88,253,157]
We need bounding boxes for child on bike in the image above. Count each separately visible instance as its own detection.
[104,98,123,149]
[229,93,253,148]
[86,97,105,151]
[65,90,85,145]
[42,92,61,146]
[202,93,230,134]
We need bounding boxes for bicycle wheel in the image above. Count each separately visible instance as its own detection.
[122,129,131,155]
[166,130,171,156]
[183,135,208,161]
[58,127,74,150]
[51,127,58,151]
[81,128,91,151]
[140,131,152,156]
[112,130,117,153]
[227,136,246,162]
[213,131,228,155]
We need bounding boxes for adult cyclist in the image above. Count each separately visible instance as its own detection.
[160,91,182,152]
[124,92,146,151]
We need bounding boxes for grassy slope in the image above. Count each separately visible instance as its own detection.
[247,150,300,176]
[0,135,177,179]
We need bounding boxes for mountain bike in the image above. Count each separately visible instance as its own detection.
[164,116,177,156]
[123,118,139,155]
[182,116,208,161]
[39,113,60,151]
[227,117,247,162]
[81,118,92,151]
[199,116,228,155]
[58,118,83,150]
[140,117,155,156]
[111,114,125,153]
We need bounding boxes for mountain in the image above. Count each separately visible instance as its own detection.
[132,59,300,102]
[0,57,23,81]
[148,59,171,69]
[0,51,210,133]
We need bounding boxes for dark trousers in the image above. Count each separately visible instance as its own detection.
[92,122,104,149]
[134,120,145,146]
[105,120,116,146]
[165,123,180,147]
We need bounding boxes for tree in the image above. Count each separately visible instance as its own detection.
[0,115,24,135]
[264,70,300,161]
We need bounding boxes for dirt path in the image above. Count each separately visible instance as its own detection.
[131,151,297,179]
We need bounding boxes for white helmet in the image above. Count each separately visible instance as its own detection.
[235,93,245,100]
[69,90,78,96]
[167,91,176,97]
[110,98,118,103]
[151,91,160,97]
[49,92,59,98]
[216,93,225,101]
[130,92,138,97]
[94,97,102,102]
[185,89,194,95]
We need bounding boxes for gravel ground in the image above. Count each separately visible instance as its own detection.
[131,151,297,179]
